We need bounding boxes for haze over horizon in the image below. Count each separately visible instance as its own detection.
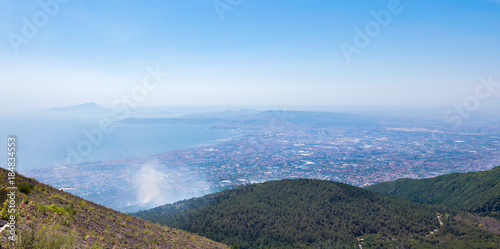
[1,0,500,111]
[2,2,500,248]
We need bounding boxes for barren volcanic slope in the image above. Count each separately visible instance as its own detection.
[134,179,500,249]
[0,168,228,249]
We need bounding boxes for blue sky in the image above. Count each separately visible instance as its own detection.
[1,0,499,110]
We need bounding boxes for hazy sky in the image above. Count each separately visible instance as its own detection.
[1,0,500,111]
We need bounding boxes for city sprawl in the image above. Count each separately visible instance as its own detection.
[26,110,500,212]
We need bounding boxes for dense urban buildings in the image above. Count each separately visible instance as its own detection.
[26,110,500,212]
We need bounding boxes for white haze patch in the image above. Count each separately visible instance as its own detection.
[136,162,165,206]
[133,160,212,211]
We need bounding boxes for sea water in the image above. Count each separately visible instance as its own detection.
[0,113,240,171]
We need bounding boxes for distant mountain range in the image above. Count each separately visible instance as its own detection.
[180,109,260,119]
[46,102,107,113]
[134,168,500,248]
[367,165,500,219]
[121,109,375,130]
[0,168,228,248]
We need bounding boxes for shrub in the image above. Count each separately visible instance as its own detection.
[39,205,52,213]
[5,222,76,249]
[38,204,76,217]
[18,183,34,195]
[50,205,66,215]
[0,186,7,204]
[1,200,10,220]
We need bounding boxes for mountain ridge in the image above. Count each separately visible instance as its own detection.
[367,166,500,219]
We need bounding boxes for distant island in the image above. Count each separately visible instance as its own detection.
[46,102,107,113]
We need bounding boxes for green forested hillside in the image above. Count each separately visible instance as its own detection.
[135,179,500,249]
[367,166,500,219]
